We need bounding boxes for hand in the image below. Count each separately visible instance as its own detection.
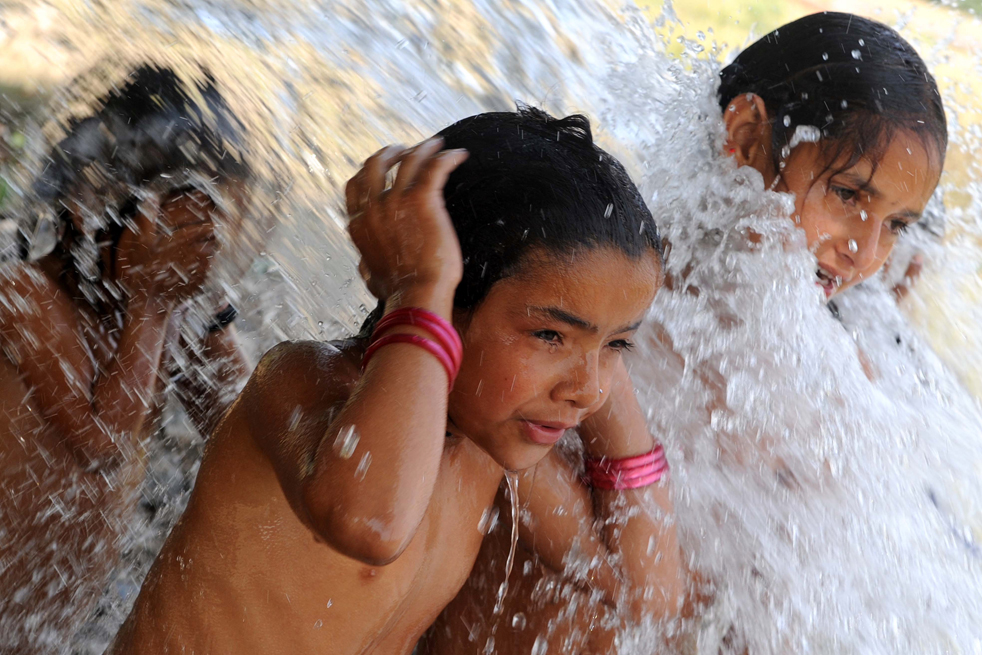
[345,138,468,313]
[892,253,923,302]
[116,191,218,304]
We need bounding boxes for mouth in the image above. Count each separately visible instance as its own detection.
[520,420,575,446]
[815,267,844,300]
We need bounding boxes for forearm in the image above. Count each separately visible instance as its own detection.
[302,288,454,559]
[578,360,683,619]
[82,292,173,458]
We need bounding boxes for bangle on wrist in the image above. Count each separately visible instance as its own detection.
[361,307,463,389]
[583,444,669,491]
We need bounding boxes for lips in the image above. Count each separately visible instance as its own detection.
[520,420,575,446]
[816,266,845,300]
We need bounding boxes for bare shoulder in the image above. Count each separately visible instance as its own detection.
[238,338,364,437]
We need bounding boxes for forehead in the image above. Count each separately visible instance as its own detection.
[493,246,661,320]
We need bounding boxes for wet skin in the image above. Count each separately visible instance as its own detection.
[722,93,942,300]
[109,246,662,655]
[0,190,248,650]
[427,97,943,655]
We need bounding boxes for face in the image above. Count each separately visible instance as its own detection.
[65,180,250,285]
[724,95,942,300]
[775,134,940,299]
[448,246,662,472]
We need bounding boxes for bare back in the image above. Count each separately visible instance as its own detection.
[111,340,503,655]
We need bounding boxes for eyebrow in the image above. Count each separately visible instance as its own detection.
[527,306,642,334]
[837,171,880,198]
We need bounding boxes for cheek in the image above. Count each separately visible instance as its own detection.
[796,185,841,251]
[454,338,549,411]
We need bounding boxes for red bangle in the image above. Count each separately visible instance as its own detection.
[584,445,669,491]
[362,333,458,388]
[373,308,463,368]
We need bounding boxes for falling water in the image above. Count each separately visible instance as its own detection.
[485,471,520,655]
[0,0,981,653]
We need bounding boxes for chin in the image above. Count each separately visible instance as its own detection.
[480,435,553,472]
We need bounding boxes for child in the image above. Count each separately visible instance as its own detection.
[426,12,946,654]
[109,107,685,654]
[0,66,253,651]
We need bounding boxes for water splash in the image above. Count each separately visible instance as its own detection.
[0,1,980,653]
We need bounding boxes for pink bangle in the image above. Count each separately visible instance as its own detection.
[373,308,463,368]
[584,445,669,491]
[362,333,458,388]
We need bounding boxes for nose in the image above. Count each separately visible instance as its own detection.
[553,350,602,409]
[838,212,882,273]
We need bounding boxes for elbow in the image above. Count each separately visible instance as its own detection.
[300,484,414,566]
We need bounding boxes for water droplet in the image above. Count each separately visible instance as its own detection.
[512,612,527,630]
[860,210,868,221]
[647,535,657,555]
[604,203,613,218]
[355,451,372,480]
[327,598,333,608]
[851,49,862,60]
[478,506,500,534]
[848,239,858,254]
[841,100,848,109]
[484,636,495,654]
[314,619,323,629]
[858,38,865,46]
[333,425,359,459]
[822,52,829,61]
[531,635,548,655]
[783,115,791,127]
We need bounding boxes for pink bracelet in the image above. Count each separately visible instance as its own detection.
[362,333,458,388]
[373,307,463,368]
[584,445,669,491]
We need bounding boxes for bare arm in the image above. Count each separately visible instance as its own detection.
[244,140,469,566]
[515,358,685,621]
[0,266,174,469]
[0,195,215,469]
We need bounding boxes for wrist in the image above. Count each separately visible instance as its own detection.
[385,282,456,320]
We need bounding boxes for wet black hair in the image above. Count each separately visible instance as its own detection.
[718,12,947,173]
[37,64,249,206]
[360,106,661,335]
[33,65,249,303]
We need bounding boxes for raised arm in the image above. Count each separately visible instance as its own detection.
[514,358,685,621]
[244,139,468,566]
[0,196,216,470]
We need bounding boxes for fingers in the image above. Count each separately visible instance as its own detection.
[893,254,924,302]
[414,148,469,204]
[390,137,444,199]
[345,145,405,220]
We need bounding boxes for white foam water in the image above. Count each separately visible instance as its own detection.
[0,1,980,653]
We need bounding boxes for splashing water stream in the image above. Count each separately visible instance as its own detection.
[0,0,982,653]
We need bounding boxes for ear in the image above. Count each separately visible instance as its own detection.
[723,94,778,187]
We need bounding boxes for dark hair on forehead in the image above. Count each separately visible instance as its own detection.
[437,106,661,310]
[718,12,947,174]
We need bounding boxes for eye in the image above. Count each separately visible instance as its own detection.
[830,185,858,204]
[608,339,635,352]
[888,220,910,236]
[532,329,562,345]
